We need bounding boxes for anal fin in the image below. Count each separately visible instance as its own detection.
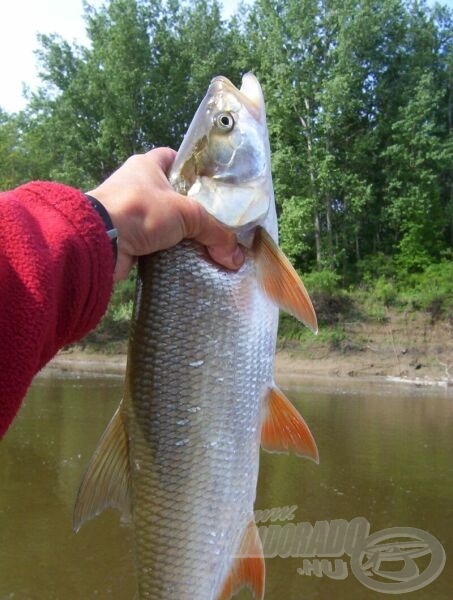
[261,386,319,463]
[217,520,265,600]
[73,402,131,533]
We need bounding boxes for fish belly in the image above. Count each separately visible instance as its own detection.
[125,241,278,599]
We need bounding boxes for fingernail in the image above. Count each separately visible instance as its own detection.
[232,246,244,267]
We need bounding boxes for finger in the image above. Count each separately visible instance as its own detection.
[147,147,177,175]
[207,244,245,270]
[179,198,245,270]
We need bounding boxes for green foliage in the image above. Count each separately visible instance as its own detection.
[292,268,354,330]
[302,269,341,297]
[372,277,398,306]
[91,270,136,343]
[278,313,347,350]
[364,304,389,324]
[356,253,397,284]
[353,256,453,325]
[382,69,448,272]
[400,259,453,314]
[278,195,314,263]
[111,299,134,323]
[0,111,24,190]
[319,326,347,351]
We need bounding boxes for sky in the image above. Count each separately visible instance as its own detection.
[0,0,450,114]
[0,0,242,113]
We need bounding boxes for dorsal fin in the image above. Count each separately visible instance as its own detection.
[73,403,131,533]
[261,386,319,463]
[254,227,318,333]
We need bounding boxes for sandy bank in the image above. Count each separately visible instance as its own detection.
[40,344,452,392]
[38,308,452,391]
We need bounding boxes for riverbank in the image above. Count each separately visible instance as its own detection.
[277,309,453,387]
[42,310,452,389]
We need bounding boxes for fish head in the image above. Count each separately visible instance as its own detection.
[170,73,275,235]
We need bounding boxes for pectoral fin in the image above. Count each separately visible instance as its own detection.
[73,403,131,533]
[254,227,318,333]
[217,520,265,600]
[261,386,319,463]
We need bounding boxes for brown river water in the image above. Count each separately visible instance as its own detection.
[1,374,452,599]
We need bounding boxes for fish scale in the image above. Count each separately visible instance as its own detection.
[125,240,277,599]
[74,73,318,600]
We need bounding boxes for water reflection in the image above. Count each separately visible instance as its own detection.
[1,376,451,599]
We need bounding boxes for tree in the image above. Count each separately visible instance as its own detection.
[383,72,448,271]
[1,0,451,286]
[11,0,245,190]
[239,0,452,277]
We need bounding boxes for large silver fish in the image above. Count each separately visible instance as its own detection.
[74,73,318,600]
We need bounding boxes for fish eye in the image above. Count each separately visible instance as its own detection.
[214,112,234,132]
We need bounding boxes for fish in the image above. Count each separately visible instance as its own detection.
[73,73,319,600]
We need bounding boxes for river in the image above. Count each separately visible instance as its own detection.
[1,374,452,599]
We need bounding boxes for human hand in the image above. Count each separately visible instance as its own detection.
[87,147,245,282]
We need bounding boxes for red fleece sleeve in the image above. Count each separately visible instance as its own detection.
[0,181,114,437]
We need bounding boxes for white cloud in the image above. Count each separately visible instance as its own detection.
[0,0,105,112]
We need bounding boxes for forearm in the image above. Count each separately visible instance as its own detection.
[0,181,114,437]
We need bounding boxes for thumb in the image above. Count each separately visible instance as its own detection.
[147,146,178,174]
[178,197,245,270]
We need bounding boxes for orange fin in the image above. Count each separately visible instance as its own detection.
[217,520,265,600]
[254,227,318,333]
[261,386,319,463]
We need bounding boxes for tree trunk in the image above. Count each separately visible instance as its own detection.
[355,229,360,262]
[326,196,333,267]
[298,98,322,267]
[314,211,322,268]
